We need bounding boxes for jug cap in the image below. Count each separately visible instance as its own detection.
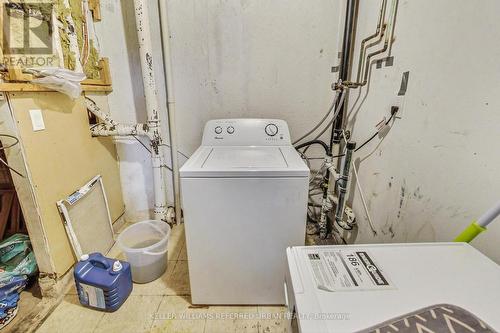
[80,254,89,261]
[113,260,123,272]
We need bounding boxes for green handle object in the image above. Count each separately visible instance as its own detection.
[454,201,500,242]
[454,221,486,243]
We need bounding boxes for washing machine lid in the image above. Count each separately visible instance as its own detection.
[180,146,309,178]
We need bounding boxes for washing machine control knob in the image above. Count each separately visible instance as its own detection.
[265,123,279,136]
[215,126,223,134]
[227,126,235,134]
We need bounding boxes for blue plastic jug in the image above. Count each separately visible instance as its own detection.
[74,253,132,312]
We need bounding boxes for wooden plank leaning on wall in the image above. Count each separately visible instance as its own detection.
[0,0,123,293]
[1,92,125,281]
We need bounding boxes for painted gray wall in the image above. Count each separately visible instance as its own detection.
[97,0,342,220]
[348,0,500,263]
[98,0,500,262]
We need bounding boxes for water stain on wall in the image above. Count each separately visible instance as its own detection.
[381,216,396,239]
[413,187,423,200]
[414,220,436,241]
[397,180,407,219]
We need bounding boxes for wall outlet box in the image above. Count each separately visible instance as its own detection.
[29,109,45,131]
[391,95,406,117]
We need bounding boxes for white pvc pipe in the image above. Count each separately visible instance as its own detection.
[134,0,169,221]
[86,99,151,137]
[91,124,150,138]
[477,201,500,228]
[158,0,182,224]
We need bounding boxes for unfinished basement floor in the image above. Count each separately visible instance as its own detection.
[34,224,287,333]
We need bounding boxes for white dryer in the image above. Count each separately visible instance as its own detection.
[180,119,309,305]
[285,243,500,332]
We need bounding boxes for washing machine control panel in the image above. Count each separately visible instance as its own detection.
[202,119,291,146]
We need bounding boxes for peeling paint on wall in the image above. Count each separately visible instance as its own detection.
[55,0,100,77]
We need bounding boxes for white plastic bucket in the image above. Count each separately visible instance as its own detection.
[117,220,170,283]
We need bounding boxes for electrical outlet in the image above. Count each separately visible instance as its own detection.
[29,109,46,131]
[390,95,405,118]
[391,71,410,117]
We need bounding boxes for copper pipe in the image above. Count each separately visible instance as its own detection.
[347,0,398,87]
[355,0,387,83]
[361,0,398,84]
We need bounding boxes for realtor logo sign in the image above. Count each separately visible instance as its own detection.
[2,1,54,66]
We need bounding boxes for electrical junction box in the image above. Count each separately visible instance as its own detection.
[284,243,500,333]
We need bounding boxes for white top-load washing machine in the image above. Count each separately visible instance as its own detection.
[180,119,309,305]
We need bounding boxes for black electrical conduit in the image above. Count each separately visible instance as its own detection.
[317,0,358,239]
[330,0,358,148]
[295,140,330,156]
[331,106,399,159]
[297,107,399,159]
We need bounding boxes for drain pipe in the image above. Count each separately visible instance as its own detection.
[133,0,170,222]
[158,0,181,224]
[334,141,356,229]
[318,0,357,239]
[84,0,174,223]
[85,96,174,222]
[330,0,358,148]
[85,99,151,138]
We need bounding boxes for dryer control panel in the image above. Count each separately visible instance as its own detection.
[202,119,292,146]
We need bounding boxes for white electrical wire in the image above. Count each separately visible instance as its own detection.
[310,90,348,142]
[301,89,348,155]
[309,162,326,184]
[293,90,342,145]
[352,165,377,235]
[341,129,376,234]
[307,163,327,223]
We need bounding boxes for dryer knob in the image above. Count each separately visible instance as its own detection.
[215,126,223,134]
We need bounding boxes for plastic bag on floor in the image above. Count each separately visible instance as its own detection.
[0,234,38,299]
[0,292,19,329]
[0,293,19,313]
[0,234,30,263]
[0,275,27,300]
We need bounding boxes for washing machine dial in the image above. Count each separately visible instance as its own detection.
[227,126,235,134]
[215,126,223,134]
[265,123,279,137]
